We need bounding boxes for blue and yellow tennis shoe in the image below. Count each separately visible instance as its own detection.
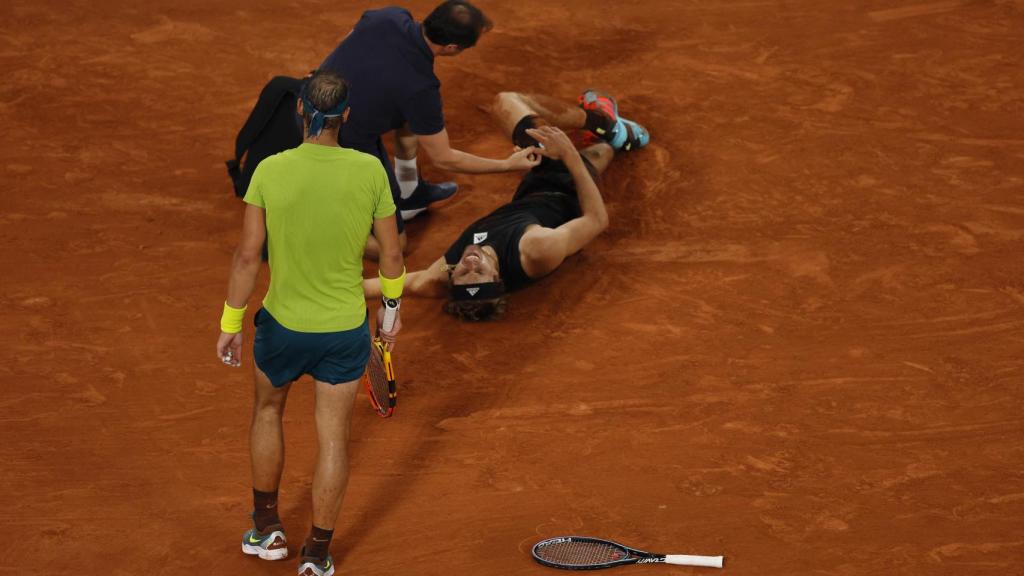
[241,524,288,560]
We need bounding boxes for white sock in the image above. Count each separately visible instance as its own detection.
[395,157,419,200]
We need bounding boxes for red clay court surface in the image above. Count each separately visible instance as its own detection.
[2,1,1024,574]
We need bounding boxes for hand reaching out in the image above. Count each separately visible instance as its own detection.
[506,146,543,170]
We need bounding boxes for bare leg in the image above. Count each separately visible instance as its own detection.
[392,124,418,162]
[493,92,587,136]
[580,143,615,175]
[310,377,360,529]
[250,367,290,492]
[365,231,409,260]
[493,91,615,175]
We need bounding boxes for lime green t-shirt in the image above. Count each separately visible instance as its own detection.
[243,143,395,332]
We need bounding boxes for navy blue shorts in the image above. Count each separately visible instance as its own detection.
[253,308,370,388]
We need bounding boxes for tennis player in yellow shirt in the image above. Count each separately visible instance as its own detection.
[216,70,405,576]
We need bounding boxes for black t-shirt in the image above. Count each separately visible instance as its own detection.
[444,191,581,292]
[320,7,445,150]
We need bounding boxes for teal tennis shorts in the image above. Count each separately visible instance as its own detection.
[253,308,370,387]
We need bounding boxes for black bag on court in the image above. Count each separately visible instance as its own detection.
[226,75,304,198]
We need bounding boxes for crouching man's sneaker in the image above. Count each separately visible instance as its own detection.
[400,179,458,220]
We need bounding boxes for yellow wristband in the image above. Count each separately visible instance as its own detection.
[379,267,407,299]
[220,301,247,333]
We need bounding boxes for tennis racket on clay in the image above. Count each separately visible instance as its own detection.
[532,536,724,570]
[363,299,398,418]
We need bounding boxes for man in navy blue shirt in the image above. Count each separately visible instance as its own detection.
[320,1,540,257]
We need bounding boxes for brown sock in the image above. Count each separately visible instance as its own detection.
[253,489,281,532]
[304,525,334,560]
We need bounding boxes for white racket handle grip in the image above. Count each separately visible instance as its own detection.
[382,306,397,332]
[665,555,724,568]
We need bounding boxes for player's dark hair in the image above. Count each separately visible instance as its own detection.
[444,297,507,322]
[300,70,348,132]
[423,0,492,49]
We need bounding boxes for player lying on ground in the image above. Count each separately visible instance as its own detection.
[319,0,541,258]
[364,89,649,321]
[216,70,407,576]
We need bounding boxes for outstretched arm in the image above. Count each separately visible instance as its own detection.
[518,126,608,279]
[417,128,541,174]
[364,257,449,299]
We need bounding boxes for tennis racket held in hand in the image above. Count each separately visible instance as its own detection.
[532,536,724,570]
[363,300,398,417]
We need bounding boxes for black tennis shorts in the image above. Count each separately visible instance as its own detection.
[511,114,601,201]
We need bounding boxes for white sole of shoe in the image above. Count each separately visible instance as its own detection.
[242,543,289,560]
[298,561,335,576]
[400,207,427,221]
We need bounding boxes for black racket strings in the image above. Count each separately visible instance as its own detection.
[536,539,626,565]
